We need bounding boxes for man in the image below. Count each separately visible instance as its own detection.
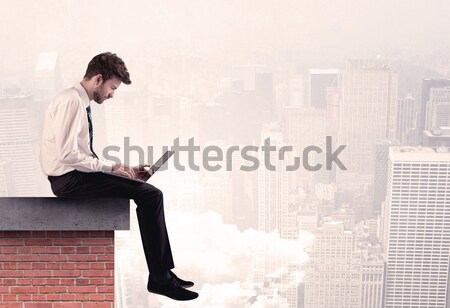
[40,52,198,301]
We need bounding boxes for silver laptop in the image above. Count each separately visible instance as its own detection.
[104,150,175,183]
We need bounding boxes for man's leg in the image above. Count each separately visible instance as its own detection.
[49,170,174,273]
[48,170,198,300]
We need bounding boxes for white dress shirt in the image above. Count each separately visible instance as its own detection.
[40,83,114,176]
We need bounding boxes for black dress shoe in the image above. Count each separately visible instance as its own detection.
[169,270,195,288]
[147,276,198,301]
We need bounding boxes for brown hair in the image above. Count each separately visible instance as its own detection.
[84,52,131,85]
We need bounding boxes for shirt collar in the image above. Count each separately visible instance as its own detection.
[74,82,91,108]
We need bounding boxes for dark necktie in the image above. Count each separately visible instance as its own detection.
[86,106,98,159]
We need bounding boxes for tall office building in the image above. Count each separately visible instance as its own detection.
[288,74,305,107]
[283,106,326,192]
[425,87,450,130]
[361,259,384,308]
[383,146,450,308]
[0,160,14,196]
[304,221,361,308]
[309,69,339,109]
[257,123,289,236]
[338,59,398,180]
[373,139,395,212]
[397,94,417,145]
[0,92,40,196]
[419,78,450,136]
[33,51,61,102]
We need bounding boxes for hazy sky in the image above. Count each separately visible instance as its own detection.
[1,0,450,73]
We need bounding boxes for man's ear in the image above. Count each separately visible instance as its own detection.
[95,74,103,86]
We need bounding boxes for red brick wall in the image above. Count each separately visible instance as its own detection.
[0,231,114,308]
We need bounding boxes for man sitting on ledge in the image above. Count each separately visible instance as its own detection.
[39,52,198,301]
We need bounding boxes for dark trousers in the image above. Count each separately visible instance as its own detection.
[48,170,174,274]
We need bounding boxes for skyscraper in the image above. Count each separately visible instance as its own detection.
[304,221,361,308]
[383,146,450,308]
[419,78,450,136]
[425,87,450,130]
[373,139,395,212]
[338,59,398,180]
[0,92,40,196]
[309,69,339,109]
[397,94,417,145]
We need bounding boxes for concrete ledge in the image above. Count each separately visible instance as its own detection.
[0,197,130,231]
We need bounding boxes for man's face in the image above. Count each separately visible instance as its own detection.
[93,76,121,104]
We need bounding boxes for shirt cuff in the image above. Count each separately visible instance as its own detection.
[98,159,114,173]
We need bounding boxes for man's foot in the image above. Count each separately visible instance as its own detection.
[169,270,195,288]
[147,276,198,301]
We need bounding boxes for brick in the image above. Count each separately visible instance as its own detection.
[30,231,47,238]
[32,263,47,270]
[17,247,32,254]
[52,270,81,278]
[0,256,11,262]
[87,231,106,237]
[60,294,76,301]
[54,303,82,308]
[75,247,90,254]
[45,231,61,238]
[83,303,113,308]
[2,247,18,254]
[18,263,32,270]
[39,255,67,262]
[39,286,67,293]
[89,278,104,285]
[75,263,89,270]
[61,263,75,271]
[17,278,32,285]
[3,279,17,286]
[3,263,17,270]
[75,293,89,301]
[89,294,105,301]
[47,263,61,270]
[24,239,53,246]
[83,239,112,246]
[97,255,114,262]
[90,263,105,270]
[24,303,53,308]
[82,270,111,277]
[97,286,114,293]
[59,279,75,286]
[61,247,76,254]
[45,246,64,254]
[0,303,21,308]
[0,239,24,246]
[31,294,46,301]
[31,278,46,286]
[90,247,105,254]
[105,294,114,301]
[0,286,9,293]
[46,294,61,301]
[68,255,97,262]
[10,286,39,294]
[2,294,17,301]
[60,231,76,238]
[104,278,114,285]
[53,239,82,246]
[10,254,39,262]
[44,279,61,286]
[0,270,23,277]
[18,294,32,301]
[68,286,96,293]
[22,270,52,278]
[75,279,89,286]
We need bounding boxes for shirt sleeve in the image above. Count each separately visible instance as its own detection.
[52,97,114,173]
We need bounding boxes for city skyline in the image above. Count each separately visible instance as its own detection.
[2,1,450,307]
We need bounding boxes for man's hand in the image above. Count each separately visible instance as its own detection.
[132,164,154,182]
[112,164,136,179]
